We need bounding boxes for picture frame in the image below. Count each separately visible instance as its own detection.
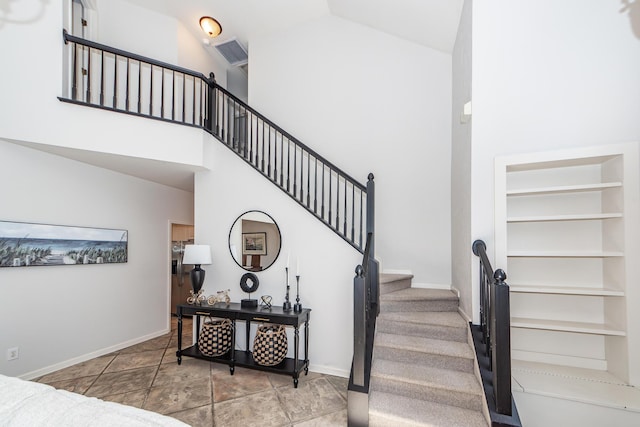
[0,220,128,267]
[242,232,267,256]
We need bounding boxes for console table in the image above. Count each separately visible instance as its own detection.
[176,302,311,387]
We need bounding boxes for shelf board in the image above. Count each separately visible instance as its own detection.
[507,251,623,258]
[507,182,622,196]
[507,213,622,222]
[511,317,626,336]
[509,284,624,297]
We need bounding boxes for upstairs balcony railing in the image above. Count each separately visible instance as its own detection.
[61,30,370,254]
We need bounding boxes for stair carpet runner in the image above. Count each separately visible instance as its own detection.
[369,274,488,427]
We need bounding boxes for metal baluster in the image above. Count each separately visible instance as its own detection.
[149,65,153,115]
[137,61,142,113]
[261,121,265,172]
[182,73,186,123]
[100,50,104,106]
[279,133,284,186]
[328,169,332,226]
[287,139,291,192]
[267,125,272,177]
[112,54,117,108]
[86,46,91,103]
[359,190,363,248]
[314,158,318,213]
[192,77,196,125]
[336,173,340,230]
[307,152,311,207]
[72,43,78,100]
[321,163,325,219]
[293,144,297,197]
[125,58,130,110]
[171,70,175,120]
[344,179,348,236]
[160,68,165,118]
[199,80,203,126]
[351,184,355,241]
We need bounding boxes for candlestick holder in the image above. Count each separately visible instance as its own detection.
[293,275,302,312]
[283,267,292,311]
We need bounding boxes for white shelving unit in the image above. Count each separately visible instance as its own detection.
[495,143,640,386]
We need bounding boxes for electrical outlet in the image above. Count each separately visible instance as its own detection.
[7,347,19,361]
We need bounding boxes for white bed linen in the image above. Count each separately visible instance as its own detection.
[0,374,189,427]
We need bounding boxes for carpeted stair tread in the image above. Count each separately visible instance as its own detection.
[371,358,482,396]
[369,391,488,427]
[380,288,457,301]
[375,332,474,363]
[379,273,413,295]
[380,273,414,284]
[377,311,469,342]
[378,311,467,328]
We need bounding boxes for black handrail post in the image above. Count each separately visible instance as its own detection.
[207,72,216,135]
[353,264,366,387]
[492,269,512,416]
[365,174,378,316]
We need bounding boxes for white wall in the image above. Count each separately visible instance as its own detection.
[0,141,193,378]
[248,15,453,286]
[0,0,221,168]
[195,138,360,376]
[471,0,640,263]
[451,0,473,320]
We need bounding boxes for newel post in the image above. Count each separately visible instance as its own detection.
[492,268,513,416]
[366,173,375,258]
[353,264,366,388]
[206,72,216,134]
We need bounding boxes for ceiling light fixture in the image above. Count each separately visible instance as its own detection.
[199,16,222,38]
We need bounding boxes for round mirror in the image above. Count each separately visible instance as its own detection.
[228,210,281,272]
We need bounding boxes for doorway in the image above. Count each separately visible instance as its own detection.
[170,223,194,316]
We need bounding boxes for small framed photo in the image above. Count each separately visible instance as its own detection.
[242,232,267,255]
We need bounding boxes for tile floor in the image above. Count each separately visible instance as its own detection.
[35,317,348,426]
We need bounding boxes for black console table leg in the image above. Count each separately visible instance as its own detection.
[176,310,183,365]
[230,319,236,375]
[304,318,309,374]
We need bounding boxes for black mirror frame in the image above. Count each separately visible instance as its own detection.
[228,210,282,272]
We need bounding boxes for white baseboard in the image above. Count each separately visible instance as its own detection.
[20,328,171,381]
[308,363,349,379]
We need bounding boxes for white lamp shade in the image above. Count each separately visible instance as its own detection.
[183,244,212,265]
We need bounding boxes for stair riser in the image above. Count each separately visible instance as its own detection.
[380,299,458,313]
[379,278,412,295]
[376,319,468,343]
[374,346,474,373]
[370,376,483,411]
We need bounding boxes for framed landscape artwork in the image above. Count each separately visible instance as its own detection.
[0,220,128,267]
[242,232,267,256]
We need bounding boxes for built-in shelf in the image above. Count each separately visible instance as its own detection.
[511,317,626,336]
[507,251,624,258]
[507,182,622,196]
[509,285,625,297]
[507,213,623,223]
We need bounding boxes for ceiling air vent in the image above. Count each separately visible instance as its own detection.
[213,38,248,67]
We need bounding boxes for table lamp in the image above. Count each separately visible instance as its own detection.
[182,244,212,295]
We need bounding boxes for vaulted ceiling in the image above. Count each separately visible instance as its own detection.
[123,0,464,54]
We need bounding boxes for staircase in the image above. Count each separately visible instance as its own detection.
[368,274,489,426]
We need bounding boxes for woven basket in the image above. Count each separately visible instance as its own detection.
[252,324,288,366]
[197,318,232,357]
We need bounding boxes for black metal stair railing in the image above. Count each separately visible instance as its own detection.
[472,240,521,427]
[60,30,370,253]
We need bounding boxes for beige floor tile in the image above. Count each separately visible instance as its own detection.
[101,389,149,408]
[268,370,322,389]
[293,409,347,426]
[104,348,165,372]
[276,378,346,423]
[37,354,115,383]
[212,367,272,402]
[168,404,213,427]
[325,375,348,400]
[153,357,211,387]
[85,366,157,398]
[144,378,212,415]
[42,375,98,394]
[214,389,290,427]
